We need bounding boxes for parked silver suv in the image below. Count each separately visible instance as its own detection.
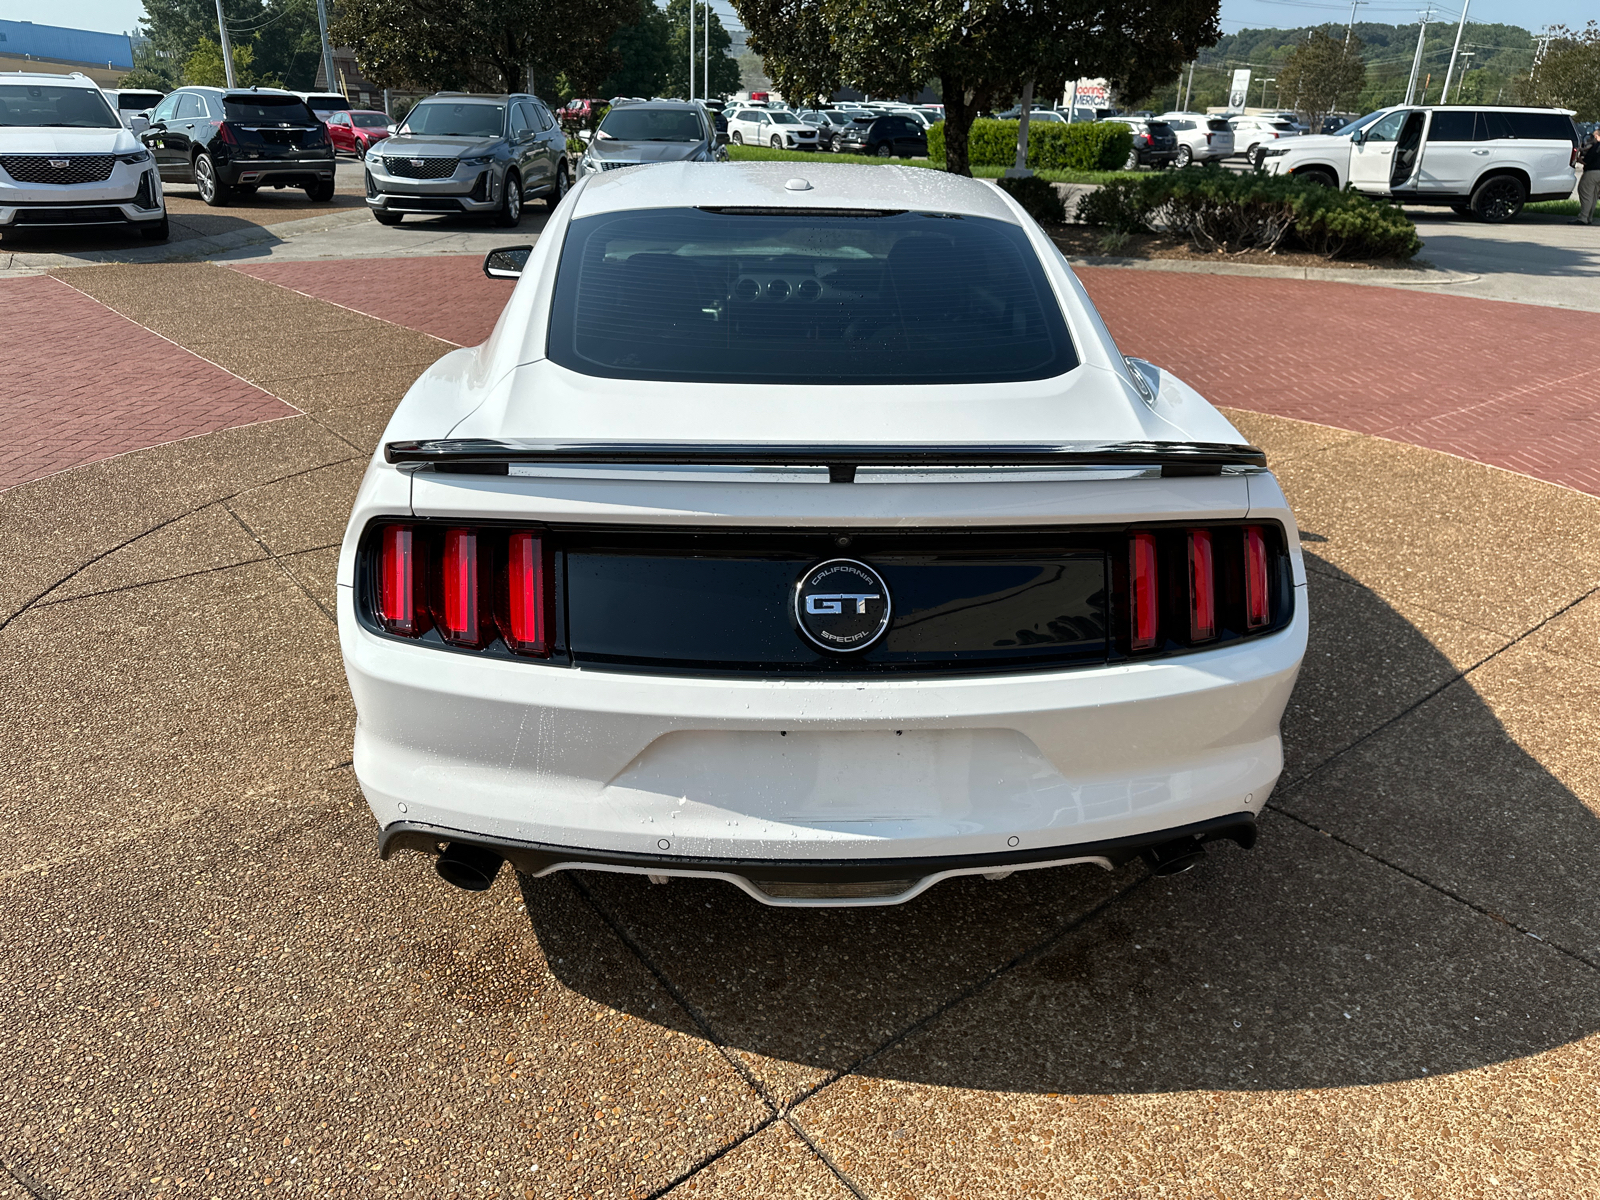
[365,92,569,226]
[0,72,167,239]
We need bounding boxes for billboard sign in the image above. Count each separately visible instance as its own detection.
[1228,69,1252,111]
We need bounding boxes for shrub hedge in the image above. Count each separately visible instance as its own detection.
[928,119,1133,172]
[995,175,1066,224]
[1076,165,1421,260]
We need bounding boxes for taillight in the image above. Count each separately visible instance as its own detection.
[501,531,550,657]
[437,528,482,646]
[377,524,426,636]
[1138,133,1150,146]
[1206,132,1213,145]
[1244,525,1271,630]
[1130,532,1158,651]
[1188,529,1216,642]
[217,122,238,145]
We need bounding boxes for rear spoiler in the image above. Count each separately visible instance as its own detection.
[384,439,1267,481]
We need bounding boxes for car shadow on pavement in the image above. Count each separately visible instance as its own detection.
[520,550,1600,1098]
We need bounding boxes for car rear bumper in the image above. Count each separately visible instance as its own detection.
[341,580,1307,904]
[217,157,333,187]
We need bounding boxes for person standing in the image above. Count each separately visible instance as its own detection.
[1574,127,1600,226]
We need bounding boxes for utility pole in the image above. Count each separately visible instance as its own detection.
[1453,51,1474,101]
[1181,61,1195,111]
[1531,31,1552,79]
[1404,5,1432,106]
[1345,0,1366,46]
[1439,0,1470,107]
[704,0,710,101]
[212,0,235,88]
[688,0,695,101]
[314,0,335,96]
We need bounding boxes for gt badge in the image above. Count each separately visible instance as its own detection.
[794,558,891,652]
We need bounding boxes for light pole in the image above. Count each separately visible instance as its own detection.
[1260,77,1275,108]
[1404,6,1433,106]
[1453,51,1475,101]
[688,0,695,101]
[212,0,235,88]
[1345,0,1366,45]
[314,0,335,97]
[1439,0,1470,107]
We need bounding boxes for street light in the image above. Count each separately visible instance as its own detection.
[1260,77,1276,108]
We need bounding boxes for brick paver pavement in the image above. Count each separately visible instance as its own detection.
[232,255,492,347]
[231,255,1600,495]
[0,275,294,490]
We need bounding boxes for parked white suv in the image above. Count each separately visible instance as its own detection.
[0,72,167,239]
[725,108,819,150]
[1153,112,1235,166]
[1262,105,1580,222]
[1229,115,1303,165]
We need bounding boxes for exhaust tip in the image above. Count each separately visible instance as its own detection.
[1141,838,1207,877]
[435,842,504,891]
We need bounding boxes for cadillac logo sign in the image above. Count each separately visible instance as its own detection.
[794,559,891,652]
[409,158,425,168]
[49,158,70,169]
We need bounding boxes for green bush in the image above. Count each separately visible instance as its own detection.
[1076,165,1421,260]
[929,119,1133,172]
[995,175,1066,224]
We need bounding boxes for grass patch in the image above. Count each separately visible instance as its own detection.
[1526,198,1579,216]
[724,144,1126,185]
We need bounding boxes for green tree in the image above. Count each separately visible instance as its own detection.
[183,37,277,87]
[600,6,675,98]
[739,0,1219,176]
[662,0,742,99]
[331,0,644,95]
[1526,21,1600,120]
[119,40,181,90]
[733,0,841,107]
[137,0,322,90]
[1275,27,1365,131]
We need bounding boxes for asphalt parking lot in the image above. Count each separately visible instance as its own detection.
[2,245,1598,1196]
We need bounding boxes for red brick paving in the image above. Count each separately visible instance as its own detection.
[229,255,1600,495]
[0,276,295,491]
[11,257,1600,497]
[230,257,492,347]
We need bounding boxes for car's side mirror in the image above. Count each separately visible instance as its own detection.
[1353,129,1366,145]
[483,245,534,280]
[715,132,729,147]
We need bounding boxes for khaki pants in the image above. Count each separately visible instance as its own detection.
[1580,168,1600,224]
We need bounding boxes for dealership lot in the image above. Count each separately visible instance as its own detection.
[2,251,1597,1195]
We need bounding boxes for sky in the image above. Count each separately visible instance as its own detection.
[1,0,1588,51]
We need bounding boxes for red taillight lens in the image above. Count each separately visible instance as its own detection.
[1188,529,1216,642]
[378,524,425,636]
[217,122,238,145]
[438,528,482,646]
[1138,133,1150,146]
[502,531,550,657]
[1244,525,1271,630]
[1130,532,1158,651]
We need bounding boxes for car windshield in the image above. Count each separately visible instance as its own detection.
[1332,110,1387,137]
[0,84,119,128]
[116,92,164,110]
[223,95,317,123]
[403,102,505,137]
[548,207,1078,386]
[354,112,390,128]
[770,112,803,125]
[598,108,702,141]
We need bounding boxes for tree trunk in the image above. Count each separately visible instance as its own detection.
[1010,78,1034,177]
[941,72,974,176]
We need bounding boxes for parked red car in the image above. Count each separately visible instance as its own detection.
[326,109,393,157]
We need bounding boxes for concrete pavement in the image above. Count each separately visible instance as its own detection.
[1,260,1599,1196]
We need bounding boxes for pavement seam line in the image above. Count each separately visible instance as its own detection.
[1279,577,1600,796]
[47,268,303,413]
[0,455,357,634]
[1263,802,1600,973]
[222,500,337,625]
[0,1154,60,1200]
[228,264,466,348]
[780,1116,872,1200]
[30,542,343,609]
[561,874,877,1199]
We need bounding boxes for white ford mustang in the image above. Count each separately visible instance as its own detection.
[337,162,1307,907]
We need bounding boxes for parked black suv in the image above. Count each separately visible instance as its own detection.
[141,87,334,206]
[1106,118,1179,169]
[834,114,928,158]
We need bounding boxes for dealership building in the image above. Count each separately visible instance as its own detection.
[0,19,134,87]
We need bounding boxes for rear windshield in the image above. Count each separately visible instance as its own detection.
[0,83,119,128]
[353,112,390,128]
[598,108,702,142]
[223,95,317,124]
[547,207,1077,386]
[117,92,164,111]
[403,101,505,137]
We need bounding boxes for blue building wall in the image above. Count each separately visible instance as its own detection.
[0,19,134,71]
